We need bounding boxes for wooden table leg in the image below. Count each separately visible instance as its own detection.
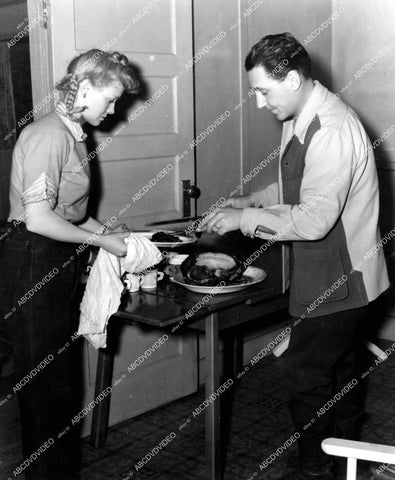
[223,330,244,380]
[233,333,243,377]
[90,347,114,448]
[205,312,221,480]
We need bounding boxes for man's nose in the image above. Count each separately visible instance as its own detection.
[256,92,267,109]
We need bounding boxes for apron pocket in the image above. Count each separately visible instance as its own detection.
[293,247,349,306]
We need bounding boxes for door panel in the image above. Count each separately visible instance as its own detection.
[75,0,176,54]
[98,156,178,218]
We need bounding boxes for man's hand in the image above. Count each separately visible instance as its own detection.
[197,208,243,235]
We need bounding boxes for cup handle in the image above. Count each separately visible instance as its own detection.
[157,271,165,281]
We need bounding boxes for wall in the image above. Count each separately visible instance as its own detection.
[0,1,27,42]
[332,0,395,164]
[332,0,395,338]
[193,0,244,214]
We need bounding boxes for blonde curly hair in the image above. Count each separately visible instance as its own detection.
[56,49,140,112]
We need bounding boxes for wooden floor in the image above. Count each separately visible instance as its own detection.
[1,339,395,479]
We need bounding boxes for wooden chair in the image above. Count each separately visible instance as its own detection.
[322,438,395,480]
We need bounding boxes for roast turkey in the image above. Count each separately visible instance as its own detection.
[180,252,244,286]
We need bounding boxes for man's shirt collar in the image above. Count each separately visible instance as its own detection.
[292,80,328,144]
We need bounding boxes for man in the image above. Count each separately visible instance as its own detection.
[198,33,389,479]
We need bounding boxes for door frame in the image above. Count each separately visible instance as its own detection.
[27,0,54,119]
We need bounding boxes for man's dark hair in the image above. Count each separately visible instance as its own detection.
[245,32,311,80]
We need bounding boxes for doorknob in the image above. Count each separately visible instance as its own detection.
[186,184,201,199]
[183,180,201,217]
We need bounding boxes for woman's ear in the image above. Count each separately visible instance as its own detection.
[79,78,92,96]
[285,70,302,91]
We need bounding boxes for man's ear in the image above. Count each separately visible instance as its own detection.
[285,70,302,91]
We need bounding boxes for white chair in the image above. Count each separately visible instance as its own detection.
[321,438,395,480]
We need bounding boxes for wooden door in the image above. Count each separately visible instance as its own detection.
[27,0,198,434]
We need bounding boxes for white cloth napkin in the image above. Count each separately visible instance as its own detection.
[121,234,162,273]
[78,234,162,349]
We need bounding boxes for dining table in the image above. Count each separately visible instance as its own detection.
[90,233,289,480]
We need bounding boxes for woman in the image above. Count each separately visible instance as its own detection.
[0,49,139,479]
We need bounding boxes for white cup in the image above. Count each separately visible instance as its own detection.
[140,269,164,290]
[124,273,141,292]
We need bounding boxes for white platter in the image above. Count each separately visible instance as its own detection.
[134,230,197,248]
[171,266,267,294]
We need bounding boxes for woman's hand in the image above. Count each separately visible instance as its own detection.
[95,232,130,256]
[106,223,129,233]
[221,195,253,209]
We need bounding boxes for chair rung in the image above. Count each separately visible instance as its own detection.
[322,438,395,464]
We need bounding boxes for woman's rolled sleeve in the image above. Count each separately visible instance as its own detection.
[22,172,58,208]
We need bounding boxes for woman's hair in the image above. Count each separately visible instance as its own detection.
[56,49,140,111]
[245,32,311,80]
